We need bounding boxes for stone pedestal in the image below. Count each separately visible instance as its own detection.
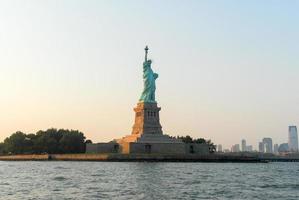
[131,102,163,135]
[117,102,183,148]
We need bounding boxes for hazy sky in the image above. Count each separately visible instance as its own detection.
[0,0,298,149]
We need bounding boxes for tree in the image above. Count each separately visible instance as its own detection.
[1,128,89,155]
[85,139,92,144]
[34,129,62,154]
[177,135,216,153]
[194,138,206,144]
[59,130,86,153]
[0,143,5,154]
[177,135,193,143]
[4,131,31,154]
[206,139,216,153]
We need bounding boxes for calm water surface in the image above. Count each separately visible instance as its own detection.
[0,161,299,200]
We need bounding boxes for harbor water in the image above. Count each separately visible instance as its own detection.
[0,161,299,200]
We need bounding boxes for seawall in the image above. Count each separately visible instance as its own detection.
[0,153,267,162]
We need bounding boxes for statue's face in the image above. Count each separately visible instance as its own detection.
[143,60,152,67]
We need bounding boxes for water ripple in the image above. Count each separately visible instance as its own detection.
[53,176,67,181]
[0,162,298,199]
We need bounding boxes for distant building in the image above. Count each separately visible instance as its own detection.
[241,139,246,152]
[259,142,264,153]
[288,126,298,152]
[223,149,230,153]
[246,145,253,152]
[262,138,273,153]
[274,144,279,154]
[278,143,289,153]
[217,144,222,152]
[231,144,240,152]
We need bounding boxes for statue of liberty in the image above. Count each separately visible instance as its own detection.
[139,46,158,103]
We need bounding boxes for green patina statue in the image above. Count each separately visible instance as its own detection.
[139,46,159,103]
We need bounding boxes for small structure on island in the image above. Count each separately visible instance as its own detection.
[86,46,209,155]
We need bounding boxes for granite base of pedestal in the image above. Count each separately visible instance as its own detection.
[116,132,185,154]
[86,142,210,155]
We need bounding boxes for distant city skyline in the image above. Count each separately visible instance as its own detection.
[0,1,298,148]
[219,125,298,152]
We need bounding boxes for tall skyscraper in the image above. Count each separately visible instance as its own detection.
[278,143,289,153]
[262,138,273,153]
[259,142,264,153]
[241,139,246,152]
[217,144,223,152]
[231,144,240,152]
[274,144,279,154]
[288,126,298,152]
[246,145,253,152]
